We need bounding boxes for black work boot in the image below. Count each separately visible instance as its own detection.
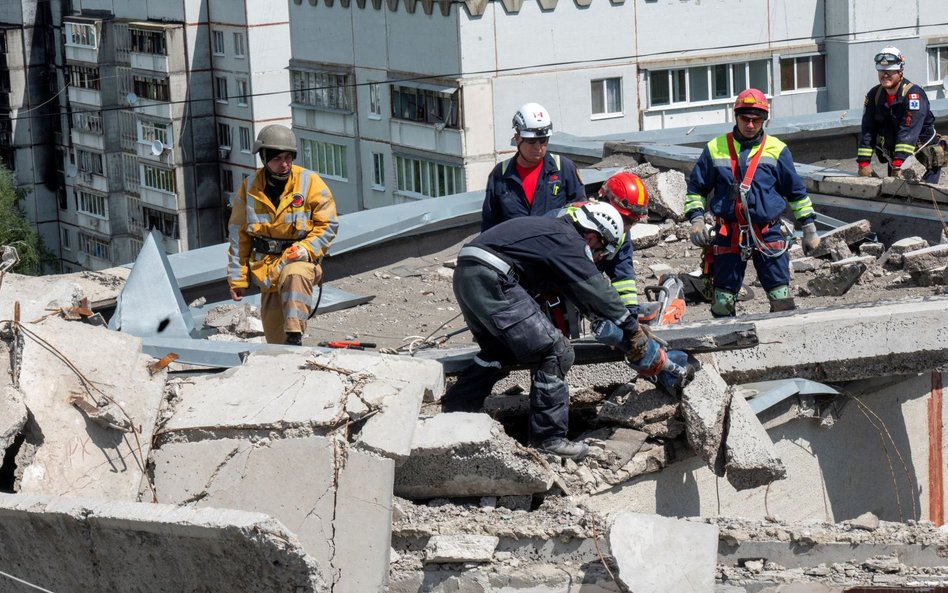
[534,437,589,462]
[284,332,303,346]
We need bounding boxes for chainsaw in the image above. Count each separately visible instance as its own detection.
[637,274,687,326]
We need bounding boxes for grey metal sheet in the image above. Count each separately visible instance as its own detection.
[141,337,330,368]
[743,378,841,414]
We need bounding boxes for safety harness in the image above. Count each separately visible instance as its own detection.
[712,133,789,261]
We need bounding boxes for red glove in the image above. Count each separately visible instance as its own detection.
[283,244,310,263]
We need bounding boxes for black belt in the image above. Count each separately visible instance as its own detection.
[251,236,295,255]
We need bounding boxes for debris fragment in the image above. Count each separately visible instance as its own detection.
[67,392,133,432]
[148,352,180,375]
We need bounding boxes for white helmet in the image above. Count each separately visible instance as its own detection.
[572,202,624,256]
[512,102,552,138]
[874,46,905,71]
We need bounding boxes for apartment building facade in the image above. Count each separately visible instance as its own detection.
[1,0,291,272]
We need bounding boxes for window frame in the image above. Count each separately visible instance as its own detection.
[236,78,249,107]
[368,83,382,119]
[291,70,352,112]
[215,76,228,103]
[393,154,464,199]
[590,77,623,119]
[238,126,252,153]
[78,232,111,261]
[647,60,771,108]
[77,190,108,219]
[300,138,348,181]
[212,30,225,55]
[129,28,167,55]
[233,32,245,58]
[66,22,97,49]
[927,45,948,85]
[389,85,459,129]
[779,54,826,93]
[372,152,385,189]
[218,123,232,149]
[140,164,176,194]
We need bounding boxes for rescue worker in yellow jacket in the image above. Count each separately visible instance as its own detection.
[227,124,339,345]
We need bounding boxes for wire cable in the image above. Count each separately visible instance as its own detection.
[0,569,59,593]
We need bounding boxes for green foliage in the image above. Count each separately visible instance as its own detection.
[0,164,48,275]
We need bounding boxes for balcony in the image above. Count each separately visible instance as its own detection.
[64,45,99,64]
[68,87,101,107]
[129,52,169,73]
[71,129,105,151]
[136,141,173,164]
[139,185,177,211]
[73,172,109,194]
[162,235,180,254]
[134,98,172,120]
[76,212,111,236]
[389,119,462,155]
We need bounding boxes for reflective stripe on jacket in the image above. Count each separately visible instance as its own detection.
[857,79,936,164]
[685,131,815,225]
[227,165,338,291]
[481,153,585,232]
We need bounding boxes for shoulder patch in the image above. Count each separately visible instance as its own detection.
[908,98,920,110]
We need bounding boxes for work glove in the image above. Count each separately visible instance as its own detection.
[689,218,712,247]
[282,244,310,263]
[593,319,629,351]
[801,222,820,255]
[857,164,874,177]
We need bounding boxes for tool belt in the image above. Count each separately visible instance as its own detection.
[251,236,296,255]
[711,220,785,259]
[458,246,517,279]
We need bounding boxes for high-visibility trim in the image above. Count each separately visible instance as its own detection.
[789,196,815,220]
[281,290,310,304]
[857,147,874,157]
[895,143,915,153]
[685,193,706,212]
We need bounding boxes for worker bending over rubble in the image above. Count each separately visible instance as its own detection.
[443,202,693,461]
[226,124,339,345]
[686,89,820,317]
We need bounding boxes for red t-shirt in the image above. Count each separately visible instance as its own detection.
[516,161,543,205]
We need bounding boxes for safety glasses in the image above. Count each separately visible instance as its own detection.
[874,52,901,66]
[522,136,549,145]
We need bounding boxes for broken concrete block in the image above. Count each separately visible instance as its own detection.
[154,435,393,593]
[859,242,884,257]
[15,317,165,500]
[680,365,733,476]
[424,534,499,563]
[724,391,786,491]
[394,413,553,498]
[647,170,688,221]
[0,386,27,453]
[829,255,876,271]
[630,223,662,250]
[912,265,948,287]
[791,257,822,273]
[880,236,928,267]
[599,427,649,470]
[902,244,948,273]
[848,511,880,531]
[608,512,718,593]
[598,384,682,437]
[807,219,872,259]
[806,261,866,296]
[826,239,854,262]
[649,263,675,279]
[0,493,324,592]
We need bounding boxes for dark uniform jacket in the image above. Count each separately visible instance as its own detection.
[480,153,584,232]
[468,216,629,324]
[857,79,936,166]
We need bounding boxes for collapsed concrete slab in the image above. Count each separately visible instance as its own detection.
[0,386,27,453]
[805,260,866,297]
[15,317,165,499]
[0,493,324,592]
[608,512,718,593]
[680,364,732,476]
[643,169,687,221]
[394,413,553,498]
[153,435,392,593]
[629,223,662,250]
[598,383,683,438]
[724,391,787,490]
[879,236,928,267]
[902,243,948,273]
[715,297,948,384]
[424,534,499,564]
[0,270,128,321]
[807,219,872,259]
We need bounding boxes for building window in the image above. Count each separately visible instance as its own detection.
[927,45,948,84]
[77,190,107,218]
[138,120,171,146]
[66,22,97,48]
[239,127,251,153]
[62,228,71,250]
[215,76,228,102]
[76,149,104,175]
[212,30,225,55]
[591,78,622,117]
[233,32,245,58]
[78,232,111,261]
[130,28,166,55]
[222,169,234,193]
[143,206,179,239]
[394,155,463,198]
[236,79,249,106]
[648,60,770,107]
[141,164,175,193]
[390,85,458,128]
[291,70,351,111]
[72,110,102,134]
[133,75,170,101]
[369,83,381,118]
[301,138,347,180]
[218,123,232,148]
[67,65,100,90]
[372,152,385,189]
[780,55,826,92]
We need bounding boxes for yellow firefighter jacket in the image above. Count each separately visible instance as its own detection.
[227,165,339,292]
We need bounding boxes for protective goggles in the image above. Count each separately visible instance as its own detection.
[519,125,552,138]
[874,53,902,67]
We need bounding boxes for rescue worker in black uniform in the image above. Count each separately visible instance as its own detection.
[857,46,945,183]
[442,202,692,461]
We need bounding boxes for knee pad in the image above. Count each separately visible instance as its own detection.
[766,285,790,301]
[538,334,574,378]
[711,288,736,317]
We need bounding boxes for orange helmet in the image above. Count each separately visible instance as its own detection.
[598,171,649,223]
[734,88,770,118]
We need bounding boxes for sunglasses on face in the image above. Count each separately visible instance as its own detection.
[737,115,763,124]
[522,137,549,145]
